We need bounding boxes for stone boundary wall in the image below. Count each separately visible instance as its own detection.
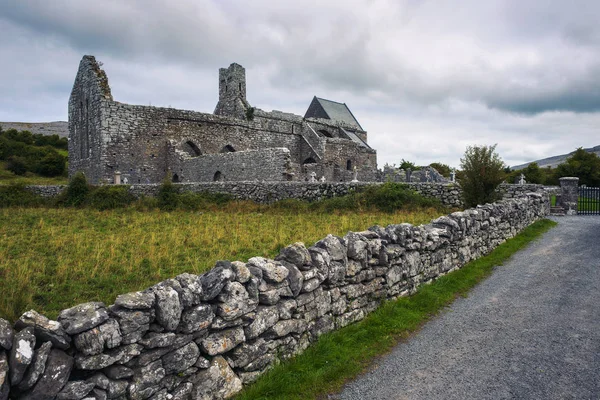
[25,182,557,209]
[0,193,549,399]
[498,183,558,199]
[26,181,462,207]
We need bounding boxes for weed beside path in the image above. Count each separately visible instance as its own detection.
[0,207,442,321]
[234,219,557,400]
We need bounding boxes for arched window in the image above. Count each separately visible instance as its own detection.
[303,157,317,164]
[221,145,236,153]
[318,129,333,138]
[184,141,201,157]
[172,174,180,183]
[346,160,352,171]
[213,171,223,182]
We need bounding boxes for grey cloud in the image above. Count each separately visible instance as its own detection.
[2,0,600,167]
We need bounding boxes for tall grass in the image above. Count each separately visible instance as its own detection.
[0,206,443,321]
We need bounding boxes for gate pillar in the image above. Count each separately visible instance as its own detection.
[559,177,579,215]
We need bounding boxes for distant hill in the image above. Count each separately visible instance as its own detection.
[0,121,68,138]
[512,145,600,170]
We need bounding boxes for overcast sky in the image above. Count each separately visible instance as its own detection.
[1,0,599,168]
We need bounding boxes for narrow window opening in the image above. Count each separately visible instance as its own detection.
[172,174,180,183]
[221,145,235,153]
[213,171,223,182]
[346,160,352,171]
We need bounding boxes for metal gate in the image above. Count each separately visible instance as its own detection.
[578,186,600,215]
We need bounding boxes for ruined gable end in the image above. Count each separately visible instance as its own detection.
[68,55,113,182]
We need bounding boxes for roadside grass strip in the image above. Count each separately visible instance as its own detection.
[235,218,557,400]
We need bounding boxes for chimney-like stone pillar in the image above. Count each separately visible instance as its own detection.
[559,177,578,215]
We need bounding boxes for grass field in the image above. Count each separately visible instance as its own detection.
[0,205,444,321]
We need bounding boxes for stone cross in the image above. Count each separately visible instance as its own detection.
[425,169,431,182]
[351,166,359,183]
[122,176,129,185]
[319,176,326,182]
[519,173,526,185]
[450,170,456,182]
[309,171,317,183]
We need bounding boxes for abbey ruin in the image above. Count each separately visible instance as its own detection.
[68,56,378,184]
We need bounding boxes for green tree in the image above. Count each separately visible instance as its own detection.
[554,148,600,186]
[458,144,506,207]
[399,159,420,170]
[6,156,29,175]
[522,162,543,184]
[429,162,452,178]
[35,150,67,177]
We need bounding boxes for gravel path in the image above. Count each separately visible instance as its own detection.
[334,216,600,400]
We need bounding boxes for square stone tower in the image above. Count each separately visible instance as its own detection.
[214,63,251,119]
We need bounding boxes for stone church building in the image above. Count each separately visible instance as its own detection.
[68,56,378,184]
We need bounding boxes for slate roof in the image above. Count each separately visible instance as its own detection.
[304,96,363,130]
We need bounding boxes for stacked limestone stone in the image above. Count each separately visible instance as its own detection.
[26,182,465,208]
[0,193,549,400]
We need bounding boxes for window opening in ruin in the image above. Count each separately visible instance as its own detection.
[213,171,223,181]
[346,160,352,171]
[303,157,317,164]
[239,82,242,92]
[318,129,333,138]
[184,141,202,157]
[172,174,180,183]
[221,145,236,153]
[85,99,90,158]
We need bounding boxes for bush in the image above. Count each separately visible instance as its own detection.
[35,151,66,177]
[429,162,452,178]
[6,156,29,176]
[177,191,233,211]
[308,183,442,213]
[157,179,180,211]
[360,182,440,212]
[0,184,47,208]
[87,186,136,210]
[58,172,91,207]
[458,144,506,207]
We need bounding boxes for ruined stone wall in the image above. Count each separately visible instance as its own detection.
[68,56,378,185]
[0,193,549,399]
[173,148,293,183]
[68,56,113,184]
[97,103,312,184]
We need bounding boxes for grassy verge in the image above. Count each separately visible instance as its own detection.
[0,207,443,321]
[235,218,557,400]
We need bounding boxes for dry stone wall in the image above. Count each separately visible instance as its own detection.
[0,193,549,400]
[26,182,557,209]
[26,182,464,207]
